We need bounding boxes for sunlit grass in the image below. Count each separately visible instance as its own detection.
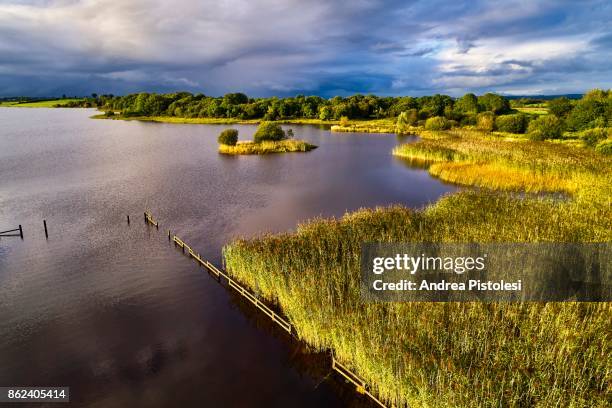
[331,118,399,134]
[0,99,83,107]
[515,106,549,115]
[218,140,317,155]
[428,162,577,193]
[223,128,611,407]
[93,114,344,126]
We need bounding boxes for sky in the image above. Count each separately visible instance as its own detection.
[1,0,611,97]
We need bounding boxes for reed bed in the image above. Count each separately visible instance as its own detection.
[428,162,578,193]
[331,118,399,134]
[218,139,317,155]
[223,129,611,407]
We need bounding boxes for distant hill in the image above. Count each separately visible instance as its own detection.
[504,94,583,100]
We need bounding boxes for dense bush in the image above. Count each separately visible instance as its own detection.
[565,98,607,131]
[594,139,612,155]
[548,97,573,118]
[495,114,527,133]
[528,115,564,140]
[477,112,495,132]
[425,116,450,130]
[579,128,609,147]
[253,122,286,143]
[460,114,477,126]
[217,128,239,145]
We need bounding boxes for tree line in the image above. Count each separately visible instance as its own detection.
[97,91,513,122]
[84,89,611,137]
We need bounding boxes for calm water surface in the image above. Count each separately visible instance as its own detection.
[0,109,457,407]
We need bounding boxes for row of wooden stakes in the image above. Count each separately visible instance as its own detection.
[142,210,387,408]
[0,221,49,239]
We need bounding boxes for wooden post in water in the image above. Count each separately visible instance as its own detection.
[43,220,48,239]
[168,230,171,240]
[144,212,147,223]
[127,215,130,225]
[19,224,23,239]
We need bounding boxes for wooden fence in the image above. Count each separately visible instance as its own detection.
[143,211,388,408]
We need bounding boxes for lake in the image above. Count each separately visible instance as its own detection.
[0,108,457,407]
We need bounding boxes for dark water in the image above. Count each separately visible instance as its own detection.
[0,109,457,407]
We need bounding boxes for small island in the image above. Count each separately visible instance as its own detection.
[218,122,317,155]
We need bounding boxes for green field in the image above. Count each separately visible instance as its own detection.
[223,128,611,407]
[515,106,550,115]
[0,99,84,108]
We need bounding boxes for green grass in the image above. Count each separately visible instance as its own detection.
[515,106,549,115]
[94,114,406,134]
[218,140,317,155]
[223,128,611,407]
[331,118,400,134]
[0,99,83,107]
[92,114,344,126]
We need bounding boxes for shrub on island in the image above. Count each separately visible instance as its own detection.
[253,122,286,143]
[218,128,239,146]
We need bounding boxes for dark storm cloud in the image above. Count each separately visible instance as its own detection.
[0,0,610,97]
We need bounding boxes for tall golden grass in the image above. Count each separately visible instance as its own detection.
[218,140,317,155]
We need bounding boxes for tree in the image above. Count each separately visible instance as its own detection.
[527,115,564,140]
[223,92,249,105]
[319,106,332,120]
[566,98,606,131]
[218,129,239,146]
[253,122,286,143]
[547,97,573,118]
[454,93,479,114]
[396,109,418,133]
[478,93,510,114]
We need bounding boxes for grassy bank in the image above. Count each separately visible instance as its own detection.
[219,140,317,155]
[91,113,407,134]
[0,98,84,107]
[91,114,342,126]
[223,129,611,407]
[330,118,399,133]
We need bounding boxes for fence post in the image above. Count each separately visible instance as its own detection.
[19,224,23,239]
[43,220,48,239]
[127,215,130,225]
